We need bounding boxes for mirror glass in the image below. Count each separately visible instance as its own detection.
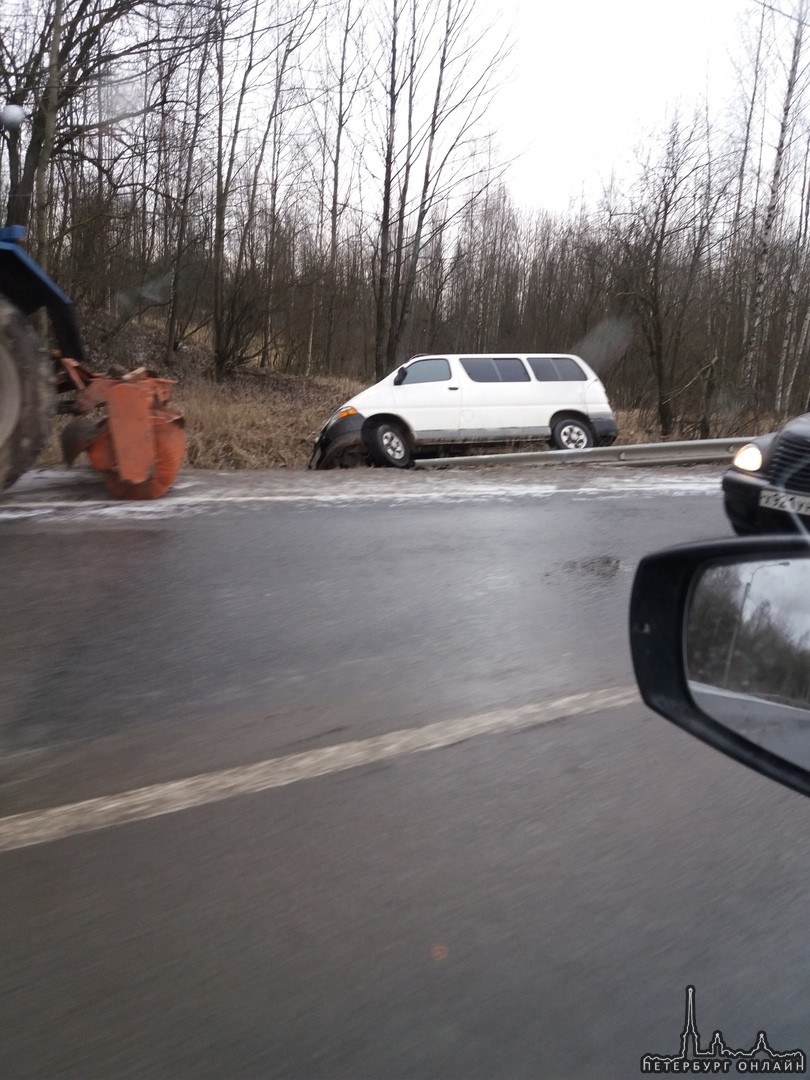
[685,556,810,770]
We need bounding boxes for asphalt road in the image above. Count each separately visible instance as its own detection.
[2,466,810,1080]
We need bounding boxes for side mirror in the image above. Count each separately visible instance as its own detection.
[393,367,407,386]
[630,536,810,797]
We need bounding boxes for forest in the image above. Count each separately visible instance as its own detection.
[687,560,810,707]
[2,0,810,439]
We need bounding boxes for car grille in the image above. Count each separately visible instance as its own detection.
[767,433,810,493]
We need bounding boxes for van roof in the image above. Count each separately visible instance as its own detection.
[407,352,582,360]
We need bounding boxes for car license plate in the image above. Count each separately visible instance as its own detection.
[759,488,810,516]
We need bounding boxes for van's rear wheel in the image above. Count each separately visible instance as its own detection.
[367,421,411,468]
[551,417,594,450]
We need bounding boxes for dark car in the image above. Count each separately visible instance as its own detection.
[723,413,810,534]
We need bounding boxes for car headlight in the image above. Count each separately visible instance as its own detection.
[732,443,764,472]
[328,406,359,427]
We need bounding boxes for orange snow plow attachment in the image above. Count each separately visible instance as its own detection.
[57,357,185,499]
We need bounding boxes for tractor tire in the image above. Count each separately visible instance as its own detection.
[0,297,54,490]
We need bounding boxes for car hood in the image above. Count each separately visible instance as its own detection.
[779,413,810,440]
[344,381,395,413]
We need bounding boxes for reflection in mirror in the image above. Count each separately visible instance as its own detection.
[685,557,810,770]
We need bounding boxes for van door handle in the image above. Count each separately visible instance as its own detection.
[447,386,459,390]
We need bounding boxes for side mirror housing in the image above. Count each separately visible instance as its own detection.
[630,535,810,798]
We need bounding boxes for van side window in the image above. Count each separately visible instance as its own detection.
[494,358,530,381]
[461,357,529,382]
[528,356,587,381]
[553,357,587,380]
[528,357,560,381]
[401,358,451,383]
[461,357,498,381]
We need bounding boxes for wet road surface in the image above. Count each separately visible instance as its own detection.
[2,466,810,1079]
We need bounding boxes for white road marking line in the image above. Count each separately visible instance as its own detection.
[0,686,637,853]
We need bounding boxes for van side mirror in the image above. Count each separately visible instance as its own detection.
[393,367,407,386]
[630,536,810,798]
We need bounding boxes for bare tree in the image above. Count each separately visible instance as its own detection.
[0,0,192,233]
[370,0,508,378]
[740,0,806,387]
[611,118,729,436]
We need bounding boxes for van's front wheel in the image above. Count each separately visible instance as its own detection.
[367,421,411,468]
[551,417,594,450]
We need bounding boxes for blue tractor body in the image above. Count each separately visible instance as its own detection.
[0,225,86,362]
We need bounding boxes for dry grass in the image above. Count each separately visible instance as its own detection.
[35,370,778,472]
[176,371,364,469]
[614,408,779,445]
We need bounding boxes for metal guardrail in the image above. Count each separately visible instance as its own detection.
[413,437,754,469]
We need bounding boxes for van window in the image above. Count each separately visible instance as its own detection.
[554,357,587,381]
[494,358,530,381]
[527,357,560,381]
[461,357,530,382]
[528,356,587,381]
[401,358,451,383]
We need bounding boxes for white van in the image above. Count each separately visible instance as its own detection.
[309,353,618,469]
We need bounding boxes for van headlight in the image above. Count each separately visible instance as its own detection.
[327,406,359,427]
[732,443,764,472]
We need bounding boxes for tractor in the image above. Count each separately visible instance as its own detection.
[0,223,185,500]
[1,98,185,501]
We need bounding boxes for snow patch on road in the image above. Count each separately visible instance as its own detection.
[0,466,722,521]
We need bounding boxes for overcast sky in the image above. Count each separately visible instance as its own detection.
[493,0,759,213]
